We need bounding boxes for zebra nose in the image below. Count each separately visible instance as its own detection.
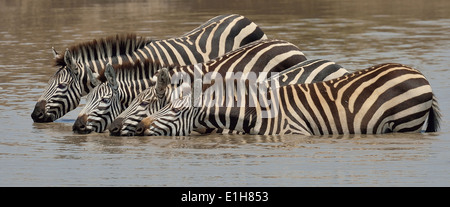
[136,117,152,136]
[31,100,52,122]
[135,124,145,136]
[108,118,124,136]
[73,114,91,134]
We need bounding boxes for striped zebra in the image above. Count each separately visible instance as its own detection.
[73,63,171,134]
[73,39,309,134]
[137,63,440,136]
[31,14,267,123]
[108,69,175,136]
[115,59,348,136]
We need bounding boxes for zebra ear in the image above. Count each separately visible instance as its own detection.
[86,65,101,86]
[52,47,60,59]
[155,68,170,95]
[105,63,118,90]
[64,49,78,75]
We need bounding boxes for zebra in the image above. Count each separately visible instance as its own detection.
[73,40,306,133]
[31,14,267,123]
[31,34,151,123]
[73,39,309,134]
[137,63,441,136]
[115,59,349,136]
[108,69,175,136]
[74,63,171,134]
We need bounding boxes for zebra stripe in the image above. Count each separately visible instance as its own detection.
[76,39,309,134]
[32,14,266,122]
[117,59,348,136]
[139,63,440,136]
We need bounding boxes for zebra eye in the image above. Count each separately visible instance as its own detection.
[139,101,149,107]
[57,82,68,89]
[101,97,111,104]
[172,107,181,113]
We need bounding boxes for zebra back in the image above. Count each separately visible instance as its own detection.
[136,14,267,67]
[264,59,348,88]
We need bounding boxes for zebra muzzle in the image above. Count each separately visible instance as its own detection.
[72,114,92,134]
[109,117,124,136]
[31,100,54,122]
[135,117,153,136]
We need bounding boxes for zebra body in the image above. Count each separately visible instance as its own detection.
[32,14,266,122]
[118,59,348,136]
[73,39,308,134]
[140,63,440,136]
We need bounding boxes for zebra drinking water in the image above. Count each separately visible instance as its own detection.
[137,63,440,136]
[31,14,267,122]
[73,39,309,134]
[31,34,151,123]
[115,59,349,136]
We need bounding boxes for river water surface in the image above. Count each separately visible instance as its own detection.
[0,0,449,186]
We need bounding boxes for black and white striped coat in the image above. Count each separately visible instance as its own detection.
[117,59,349,136]
[73,39,309,134]
[139,63,440,136]
[31,14,266,123]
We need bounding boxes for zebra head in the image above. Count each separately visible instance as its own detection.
[73,63,119,134]
[135,80,202,136]
[31,49,99,122]
[108,68,172,136]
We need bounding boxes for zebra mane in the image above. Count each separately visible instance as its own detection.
[54,33,153,67]
[97,59,179,83]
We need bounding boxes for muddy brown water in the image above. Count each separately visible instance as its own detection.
[0,0,449,186]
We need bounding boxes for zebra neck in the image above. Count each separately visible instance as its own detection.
[117,79,153,109]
